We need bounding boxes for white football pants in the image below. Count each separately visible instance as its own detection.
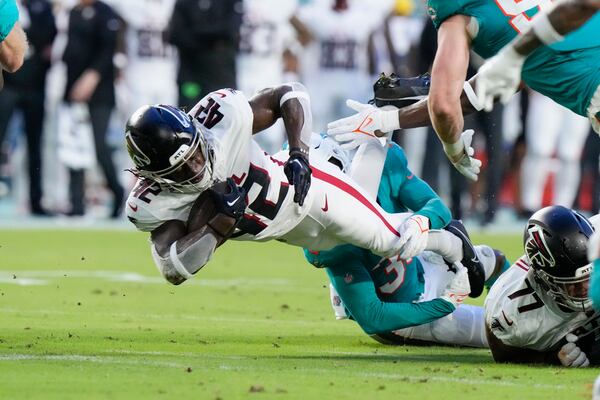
[521,91,590,210]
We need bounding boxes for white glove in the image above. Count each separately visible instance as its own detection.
[442,129,482,181]
[397,215,429,260]
[440,263,471,307]
[327,126,384,151]
[558,334,590,367]
[476,46,526,112]
[327,100,400,142]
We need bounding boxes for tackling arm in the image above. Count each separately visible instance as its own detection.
[515,0,600,56]
[476,0,600,109]
[326,261,456,335]
[428,15,471,147]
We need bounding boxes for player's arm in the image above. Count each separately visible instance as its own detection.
[325,262,456,335]
[514,0,600,56]
[427,16,483,181]
[476,0,599,109]
[389,147,451,229]
[249,83,313,206]
[149,180,246,285]
[428,15,470,146]
[485,325,561,364]
[0,21,27,73]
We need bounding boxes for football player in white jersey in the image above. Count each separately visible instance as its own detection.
[236,0,299,153]
[485,206,598,367]
[107,0,177,115]
[293,0,388,132]
[124,83,475,286]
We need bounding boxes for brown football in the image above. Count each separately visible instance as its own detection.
[187,181,238,244]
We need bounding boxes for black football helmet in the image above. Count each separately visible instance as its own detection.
[125,104,214,193]
[524,206,595,312]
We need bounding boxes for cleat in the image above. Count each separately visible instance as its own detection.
[371,73,431,109]
[444,220,486,298]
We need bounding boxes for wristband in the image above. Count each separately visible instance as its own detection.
[532,12,564,46]
[464,81,483,111]
[381,107,401,132]
[442,139,465,158]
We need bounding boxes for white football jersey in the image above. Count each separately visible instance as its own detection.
[126,89,308,240]
[297,3,383,80]
[237,0,298,96]
[108,0,176,73]
[485,256,599,351]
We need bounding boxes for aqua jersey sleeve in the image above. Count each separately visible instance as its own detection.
[326,261,455,335]
[590,259,600,311]
[378,144,451,229]
[426,0,467,29]
[0,0,18,42]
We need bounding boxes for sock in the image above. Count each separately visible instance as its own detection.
[426,230,463,263]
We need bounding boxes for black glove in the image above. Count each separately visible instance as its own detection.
[284,148,311,207]
[209,178,247,221]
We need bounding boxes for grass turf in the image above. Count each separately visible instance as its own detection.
[0,230,597,399]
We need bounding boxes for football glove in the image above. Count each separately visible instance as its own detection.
[558,334,590,368]
[440,263,471,307]
[284,148,312,207]
[475,46,525,112]
[327,100,400,138]
[209,178,247,221]
[442,130,482,181]
[397,215,430,260]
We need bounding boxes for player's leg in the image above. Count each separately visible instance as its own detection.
[521,92,561,212]
[389,247,496,347]
[555,111,590,206]
[290,160,463,260]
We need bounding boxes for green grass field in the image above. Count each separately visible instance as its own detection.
[0,229,597,399]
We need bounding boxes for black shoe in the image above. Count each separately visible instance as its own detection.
[444,220,485,298]
[371,73,431,109]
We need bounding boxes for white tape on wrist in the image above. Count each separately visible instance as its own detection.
[280,91,310,107]
[463,81,483,111]
[169,242,194,280]
[442,139,465,158]
[532,12,564,46]
[381,107,401,132]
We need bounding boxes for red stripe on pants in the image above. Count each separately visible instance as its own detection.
[312,167,400,237]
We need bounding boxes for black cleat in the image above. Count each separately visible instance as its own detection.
[444,220,485,298]
[371,73,431,109]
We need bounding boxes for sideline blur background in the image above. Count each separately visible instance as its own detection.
[1,0,598,227]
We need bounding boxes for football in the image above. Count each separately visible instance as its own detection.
[187,181,238,244]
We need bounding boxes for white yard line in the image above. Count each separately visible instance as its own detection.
[0,353,570,390]
[0,307,322,326]
[0,270,295,288]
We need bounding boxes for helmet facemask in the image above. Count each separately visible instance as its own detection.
[533,263,593,312]
[131,119,215,194]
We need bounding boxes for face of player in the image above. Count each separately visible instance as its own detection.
[564,278,590,300]
[164,149,207,185]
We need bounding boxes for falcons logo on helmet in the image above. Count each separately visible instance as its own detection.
[526,225,556,268]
